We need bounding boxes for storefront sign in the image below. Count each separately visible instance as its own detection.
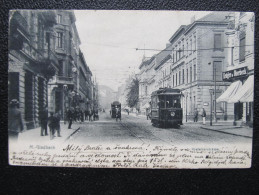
[222,67,248,81]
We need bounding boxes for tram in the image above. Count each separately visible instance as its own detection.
[150,88,183,127]
[111,101,121,119]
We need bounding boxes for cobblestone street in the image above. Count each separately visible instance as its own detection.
[64,112,252,146]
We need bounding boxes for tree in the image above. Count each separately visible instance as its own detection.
[126,76,139,108]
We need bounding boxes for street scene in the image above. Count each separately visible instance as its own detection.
[8,10,254,168]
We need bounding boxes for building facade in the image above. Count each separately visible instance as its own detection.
[169,12,234,121]
[9,10,58,129]
[218,12,254,125]
[8,10,95,129]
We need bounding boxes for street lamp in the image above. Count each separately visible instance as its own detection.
[208,62,217,123]
[209,87,213,126]
[184,91,188,123]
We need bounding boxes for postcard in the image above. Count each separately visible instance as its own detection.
[8,10,254,168]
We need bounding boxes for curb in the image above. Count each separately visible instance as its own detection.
[200,126,252,139]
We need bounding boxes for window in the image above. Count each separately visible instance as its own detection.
[57,14,62,24]
[46,32,50,45]
[176,73,177,86]
[190,39,192,55]
[193,64,196,81]
[190,67,192,82]
[182,69,185,84]
[213,61,222,81]
[57,32,63,48]
[239,32,246,62]
[58,60,63,76]
[186,68,189,83]
[172,52,175,63]
[230,47,234,65]
[193,35,196,53]
[214,34,222,50]
[173,75,174,87]
[179,71,181,85]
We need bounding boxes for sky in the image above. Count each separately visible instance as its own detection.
[75,10,210,91]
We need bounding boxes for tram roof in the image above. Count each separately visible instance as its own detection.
[111,101,121,105]
[151,88,181,96]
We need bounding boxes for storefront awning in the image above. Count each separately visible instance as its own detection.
[217,80,242,102]
[228,75,254,103]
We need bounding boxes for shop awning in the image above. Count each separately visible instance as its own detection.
[228,75,254,103]
[217,80,242,102]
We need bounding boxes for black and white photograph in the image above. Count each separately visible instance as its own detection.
[8,10,254,168]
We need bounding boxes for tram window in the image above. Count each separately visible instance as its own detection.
[158,96,165,108]
[165,96,174,108]
[173,96,181,108]
[151,96,158,109]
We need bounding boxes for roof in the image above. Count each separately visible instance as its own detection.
[154,54,171,70]
[168,12,231,43]
[184,12,230,34]
[111,101,121,105]
[151,88,181,96]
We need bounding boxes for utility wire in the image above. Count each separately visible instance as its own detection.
[135,44,254,52]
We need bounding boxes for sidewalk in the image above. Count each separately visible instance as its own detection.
[200,124,253,138]
[18,122,81,144]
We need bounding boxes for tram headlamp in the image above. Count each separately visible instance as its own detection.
[170,112,175,117]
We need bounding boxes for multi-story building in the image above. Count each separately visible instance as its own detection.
[218,12,254,125]
[8,10,58,129]
[8,10,95,129]
[168,12,233,121]
[48,10,81,118]
[138,45,172,114]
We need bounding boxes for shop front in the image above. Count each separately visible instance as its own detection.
[218,66,253,126]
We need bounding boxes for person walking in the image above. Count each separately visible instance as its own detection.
[84,109,89,121]
[67,108,73,129]
[64,108,68,125]
[202,108,206,125]
[48,112,55,140]
[8,99,24,142]
[194,108,198,122]
[40,106,48,136]
[54,111,61,137]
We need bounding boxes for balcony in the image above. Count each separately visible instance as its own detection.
[9,11,30,50]
[39,49,59,68]
[56,76,74,85]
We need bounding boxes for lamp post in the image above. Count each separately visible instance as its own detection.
[209,87,213,126]
[185,91,188,123]
[208,62,217,123]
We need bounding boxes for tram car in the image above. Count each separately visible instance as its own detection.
[111,101,121,119]
[150,88,183,127]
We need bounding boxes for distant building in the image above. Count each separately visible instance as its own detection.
[138,44,172,114]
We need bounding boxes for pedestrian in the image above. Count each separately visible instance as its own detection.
[67,108,73,129]
[54,111,61,137]
[146,108,150,120]
[80,109,84,123]
[8,99,24,142]
[202,108,206,125]
[40,106,48,136]
[84,109,89,120]
[89,109,92,121]
[48,112,56,140]
[194,108,198,122]
[64,108,68,125]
